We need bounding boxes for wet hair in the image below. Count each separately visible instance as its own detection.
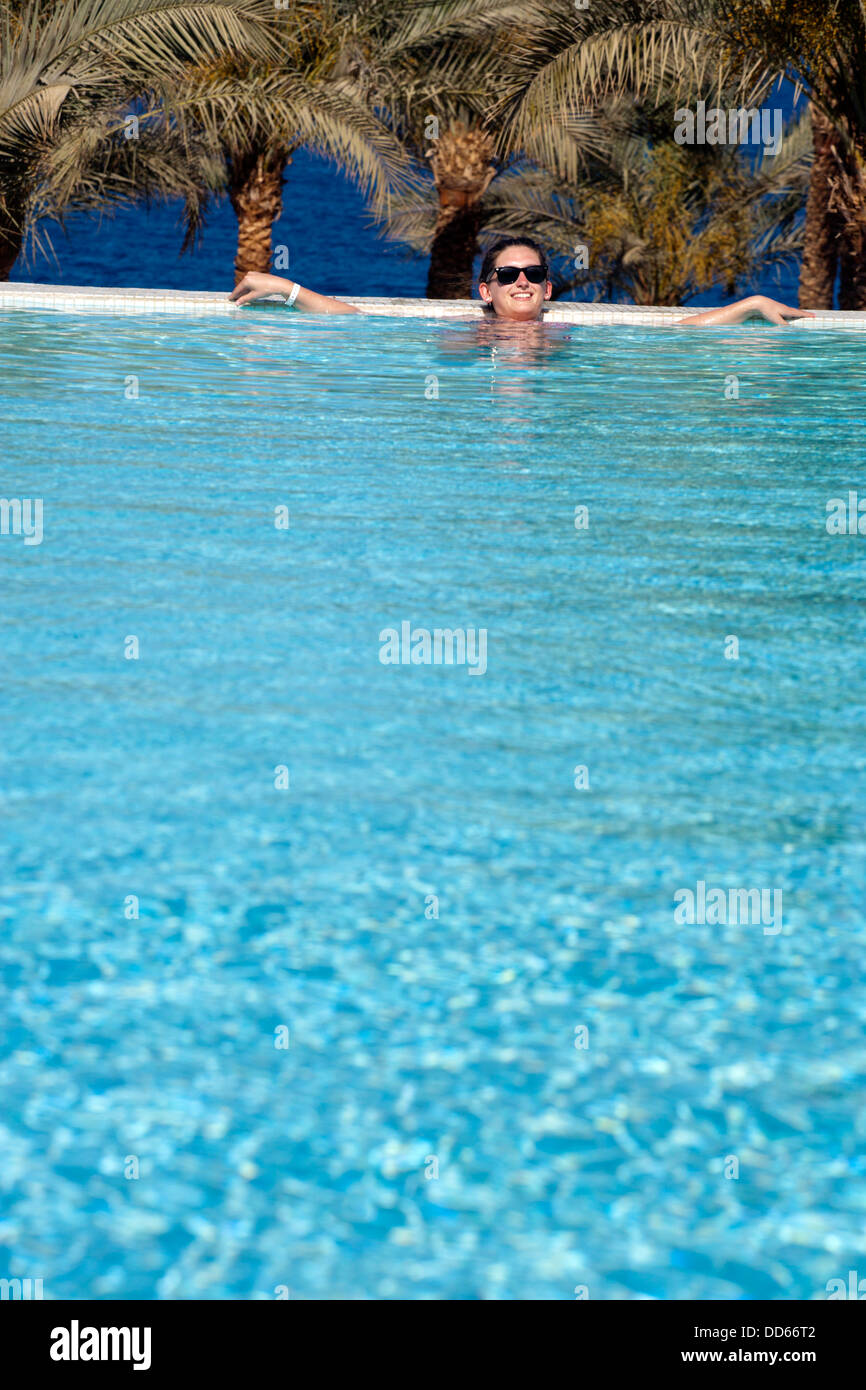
[479,236,548,308]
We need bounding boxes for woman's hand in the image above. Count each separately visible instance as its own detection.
[748,296,817,325]
[229,272,293,306]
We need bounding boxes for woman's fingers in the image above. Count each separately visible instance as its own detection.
[229,275,262,303]
[763,301,817,325]
[230,284,263,307]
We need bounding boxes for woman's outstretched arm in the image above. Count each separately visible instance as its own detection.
[676,295,816,327]
[229,271,360,314]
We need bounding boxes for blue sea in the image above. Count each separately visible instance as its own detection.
[10,148,801,307]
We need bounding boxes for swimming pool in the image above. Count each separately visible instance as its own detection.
[2,306,865,1300]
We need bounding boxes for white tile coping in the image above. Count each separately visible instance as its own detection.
[2,280,866,330]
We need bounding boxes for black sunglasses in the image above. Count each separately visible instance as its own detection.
[486,263,548,285]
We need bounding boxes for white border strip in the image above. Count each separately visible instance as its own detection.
[2,281,865,330]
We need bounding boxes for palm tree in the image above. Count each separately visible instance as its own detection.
[0,0,272,279]
[496,0,866,308]
[163,1,420,287]
[350,0,528,298]
[481,107,810,305]
[381,54,809,310]
[423,120,495,296]
[165,1,523,290]
[164,62,412,289]
[719,1,866,309]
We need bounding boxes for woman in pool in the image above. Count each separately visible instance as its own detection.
[229,236,815,327]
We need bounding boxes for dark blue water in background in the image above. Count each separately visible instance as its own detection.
[11,150,427,299]
[10,141,801,307]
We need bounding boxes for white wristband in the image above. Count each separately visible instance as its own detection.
[285,281,300,308]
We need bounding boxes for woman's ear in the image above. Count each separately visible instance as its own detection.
[544,281,552,300]
[478,282,491,303]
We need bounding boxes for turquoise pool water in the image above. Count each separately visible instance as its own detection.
[1,309,865,1300]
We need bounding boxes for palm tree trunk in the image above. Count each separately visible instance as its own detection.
[836,142,866,310]
[427,189,485,298]
[426,123,494,299]
[229,148,287,287]
[838,221,866,309]
[799,105,841,309]
[0,198,25,281]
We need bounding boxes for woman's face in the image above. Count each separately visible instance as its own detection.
[478,246,553,321]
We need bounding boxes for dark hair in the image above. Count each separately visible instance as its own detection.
[479,236,548,299]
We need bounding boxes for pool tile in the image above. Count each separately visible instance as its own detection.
[2,281,866,329]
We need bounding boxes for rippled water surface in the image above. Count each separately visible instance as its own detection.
[1,309,865,1300]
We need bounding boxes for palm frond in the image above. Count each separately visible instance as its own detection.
[162,65,419,219]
